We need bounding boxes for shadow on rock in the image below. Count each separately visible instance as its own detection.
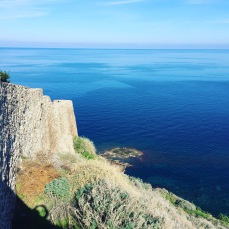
[12,195,60,229]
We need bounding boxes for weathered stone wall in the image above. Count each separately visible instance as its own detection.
[0,83,78,228]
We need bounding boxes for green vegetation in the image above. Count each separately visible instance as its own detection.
[165,191,212,220]
[74,183,93,201]
[185,207,212,220]
[165,192,177,206]
[129,176,152,190]
[38,142,162,228]
[54,219,70,229]
[219,213,229,227]
[0,70,10,83]
[81,150,95,159]
[15,136,227,229]
[44,177,70,201]
[44,166,160,229]
[164,190,229,228]
[73,180,161,229]
[18,193,26,200]
[42,176,161,228]
[73,136,96,159]
[36,206,47,218]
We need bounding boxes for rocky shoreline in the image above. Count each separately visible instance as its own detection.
[101,147,143,170]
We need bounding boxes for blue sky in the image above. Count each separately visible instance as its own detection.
[0,0,229,48]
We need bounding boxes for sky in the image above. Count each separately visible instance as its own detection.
[0,0,229,48]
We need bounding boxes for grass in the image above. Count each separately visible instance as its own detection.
[15,136,228,229]
[16,161,60,207]
[54,219,69,229]
[219,213,229,227]
[72,179,161,229]
[185,207,212,220]
[73,136,96,159]
[36,206,47,218]
[67,158,131,194]
[129,176,152,190]
[81,150,95,160]
[165,191,212,220]
[52,151,84,173]
[165,192,177,206]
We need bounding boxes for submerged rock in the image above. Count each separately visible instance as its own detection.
[101,147,143,170]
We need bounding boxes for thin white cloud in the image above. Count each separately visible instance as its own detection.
[0,10,48,20]
[105,0,145,6]
[0,0,61,19]
[186,0,214,4]
[209,19,229,24]
[0,0,58,8]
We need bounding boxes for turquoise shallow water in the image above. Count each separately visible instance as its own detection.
[1,48,229,216]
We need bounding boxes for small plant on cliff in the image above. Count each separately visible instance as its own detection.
[185,206,212,219]
[0,70,10,83]
[44,177,70,201]
[72,179,161,229]
[129,176,152,190]
[219,213,229,227]
[73,136,96,159]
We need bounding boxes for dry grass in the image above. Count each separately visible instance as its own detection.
[51,151,129,192]
[52,151,84,172]
[16,160,60,207]
[66,157,228,229]
[68,158,129,192]
[15,140,228,229]
[71,178,161,229]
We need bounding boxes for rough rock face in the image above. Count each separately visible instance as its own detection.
[0,83,78,228]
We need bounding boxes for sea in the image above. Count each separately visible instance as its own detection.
[1,48,229,216]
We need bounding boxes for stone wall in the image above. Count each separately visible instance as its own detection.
[0,83,78,228]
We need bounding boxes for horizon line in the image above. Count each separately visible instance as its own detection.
[1,46,229,50]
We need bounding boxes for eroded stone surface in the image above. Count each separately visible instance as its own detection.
[0,83,78,228]
[101,147,143,170]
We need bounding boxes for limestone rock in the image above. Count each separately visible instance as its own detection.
[0,83,78,228]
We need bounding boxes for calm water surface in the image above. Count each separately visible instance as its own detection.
[1,48,229,216]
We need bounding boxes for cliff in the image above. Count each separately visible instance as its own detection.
[0,83,78,229]
[0,83,228,229]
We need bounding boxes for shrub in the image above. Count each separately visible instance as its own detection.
[219,213,229,226]
[44,177,70,201]
[35,206,47,218]
[75,183,93,201]
[49,203,77,228]
[185,207,212,219]
[72,179,161,229]
[129,176,152,190]
[165,192,177,206]
[165,192,212,219]
[81,150,95,160]
[73,137,96,159]
[54,219,69,229]
[67,159,130,194]
[0,70,10,83]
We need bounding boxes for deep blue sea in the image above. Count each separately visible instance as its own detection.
[1,48,229,216]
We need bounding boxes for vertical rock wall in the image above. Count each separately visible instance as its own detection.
[0,83,78,228]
